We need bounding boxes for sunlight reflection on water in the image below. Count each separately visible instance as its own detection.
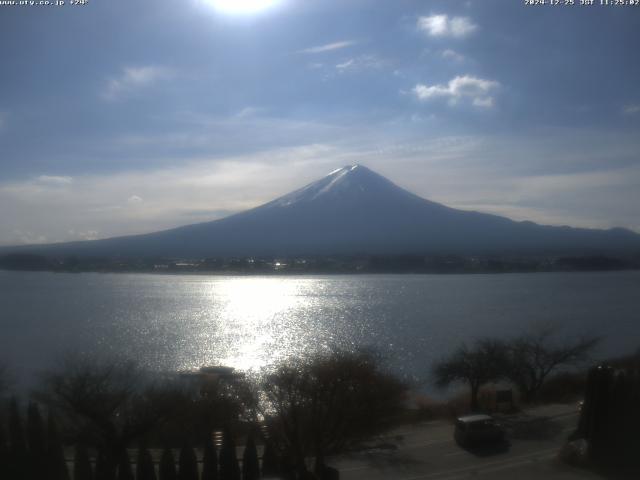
[205,277,314,371]
[120,276,375,377]
[2,271,640,392]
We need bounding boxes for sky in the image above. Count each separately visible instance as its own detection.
[0,0,639,246]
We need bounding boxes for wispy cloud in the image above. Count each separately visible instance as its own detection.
[417,15,478,39]
[335,54,386,73]
[622,104,640,115]
[413,75,500,108]
[0,144,348,245]
[299,40,356,54]
[36,175,74,186]
[336,59,355,70]
[102,65,174,101]
[441,49,465,62]
[2,125,639,246]
[9,231,48,245]
[0,111,7,131]
[235,107,263,119]
[68,229,100,241]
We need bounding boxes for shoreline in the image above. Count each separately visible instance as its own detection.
[2,266,639,276]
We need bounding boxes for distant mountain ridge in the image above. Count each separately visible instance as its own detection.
[3,165,640,258]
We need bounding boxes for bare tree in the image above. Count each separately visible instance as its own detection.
[432,339,508,412]
[260,349,408,476]
[505,327,599,403]
[34,355,183,473]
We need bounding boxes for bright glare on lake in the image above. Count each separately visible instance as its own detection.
[1,270,640,392]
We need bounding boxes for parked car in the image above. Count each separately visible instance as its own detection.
[454,414,505,447]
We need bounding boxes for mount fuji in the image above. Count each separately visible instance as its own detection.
[4,165,640,258]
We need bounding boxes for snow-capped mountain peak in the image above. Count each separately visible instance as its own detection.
[268,164,407,208]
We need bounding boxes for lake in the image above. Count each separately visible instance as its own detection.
[1,270,639,393]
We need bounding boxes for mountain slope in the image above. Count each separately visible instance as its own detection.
[3,165,640,258]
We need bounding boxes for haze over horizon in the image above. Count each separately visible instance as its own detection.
[1,0,639,246]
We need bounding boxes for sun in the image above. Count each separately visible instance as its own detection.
[205,0,281,14]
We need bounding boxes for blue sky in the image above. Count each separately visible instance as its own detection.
[1,0,639,245]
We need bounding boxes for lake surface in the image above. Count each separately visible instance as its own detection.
[1,270,639,393]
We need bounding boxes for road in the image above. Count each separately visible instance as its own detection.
[331,404,603,480]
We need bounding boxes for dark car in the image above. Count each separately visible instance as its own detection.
[454,414,505,447]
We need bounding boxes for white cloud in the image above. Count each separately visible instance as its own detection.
[80,230,99,240]
[472,96,494,108]
[336,59,355,70]
[102,65,174,100]
[335,55,386,73]
[36,175,73,185]
[622,104,640,115]
[68,229,99,241]
[0,144,350,245]
[413,75,500,108]
[299,41,356,54]
[10,230,48,245]
[417,15,477,38]
[441,49,465,62]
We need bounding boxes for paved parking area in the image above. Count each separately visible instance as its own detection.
[332,404,603,480]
